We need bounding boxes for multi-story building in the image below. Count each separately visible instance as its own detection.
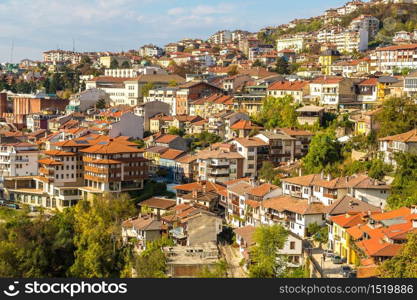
[349,15,380,38]
[0,142,39,181]
[309,77,357,108]
[404,71,417,98]
[266,81,310,103]
[226,179,281,227]
[144,87,178,116]
[370,44,417,73]
[86,74,185,106]
[276,33,316,53]
[278,128,314,159]
[43,50,82,64]
[255,131,296,165]
[317,28,369,52]
[195,148,245,184]
[379,129,417,166]
[80,139,148,200]
[208,30,232,45]
[230,138,269,178]
[139,44,164,57]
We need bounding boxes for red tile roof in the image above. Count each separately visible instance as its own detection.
[376,43,417,52]
[267,80,309,91]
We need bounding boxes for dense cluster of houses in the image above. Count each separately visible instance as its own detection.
[0,0,417,278]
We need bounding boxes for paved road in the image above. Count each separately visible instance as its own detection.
[221,245,247,278]
[311,248,343,278]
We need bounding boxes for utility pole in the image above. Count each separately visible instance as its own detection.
[10,39,14,63]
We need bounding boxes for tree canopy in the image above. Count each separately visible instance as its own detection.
[376,97,417,139]
[379,233,417,278]
[302,131,342,174]
[387,153,417,209]
[249,225,288,278]
[254,95,298,129]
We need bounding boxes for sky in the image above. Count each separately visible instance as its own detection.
[0,0,349,62]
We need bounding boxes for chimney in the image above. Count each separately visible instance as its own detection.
[192,189,198,199]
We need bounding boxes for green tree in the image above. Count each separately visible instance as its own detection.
[167,126,185,137]
[379,233,417,278]
[368,159,392,180]
[110,58,119,69]
[135,237,173,278]
[0,209,75,277]
[69,193,136,277]
[376,97,417,138]
[198,259,229,278]
[387,153,417,209]
[255,95,298,129]
[141,82,155,97]
[188,131,222,150]
[249,225,288,278]
[121,61,131,68]
[274,57,290,74]
[302,131,342,174]
[96,98,106,109]
[258,161,280,185]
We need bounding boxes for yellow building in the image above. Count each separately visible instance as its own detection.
[376,77,401,102]
[319,49,340,75]
[330,213,365,265]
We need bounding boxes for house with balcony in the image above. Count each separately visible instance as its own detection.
[231,138,268,177]
[195,148,245,184]
[309,77,356,109]
[278,128,314,159]
[122,214,164,252]
[255,131,296,165]
[266,80,310,103]
[234,225,304,268]
[404,70,417,98]
[261,195,327,237]
[379,129,417,166]
[225,179,281,227]
[296,105,325,126]
[158,149,186,183]
[79,139,148,200]
[173,180,226,212]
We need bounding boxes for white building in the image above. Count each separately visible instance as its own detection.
[379,129,417,166]
[276,33,315,53]
[317,28,369,52]
[370,44,417,73]
[86,74,185,106]
[0,143,39,178]
[349,15,380,38]
[143,87,178,116]
[139,44,164,57]
[208,30,232,45]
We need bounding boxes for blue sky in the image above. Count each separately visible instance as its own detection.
[0,0,349,62]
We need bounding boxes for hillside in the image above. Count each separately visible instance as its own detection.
[258,3,417,48]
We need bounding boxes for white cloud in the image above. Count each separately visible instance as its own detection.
[167,7,186,16]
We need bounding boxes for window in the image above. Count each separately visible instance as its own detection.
[290,241,295,250]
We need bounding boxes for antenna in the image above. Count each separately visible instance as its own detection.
[72,38,75,52]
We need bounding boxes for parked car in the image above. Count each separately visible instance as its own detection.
[5,203,19,210]
[332,255,343,264]
[323,250,334,258]
[347,270,357,278]
[340,265,352,277]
